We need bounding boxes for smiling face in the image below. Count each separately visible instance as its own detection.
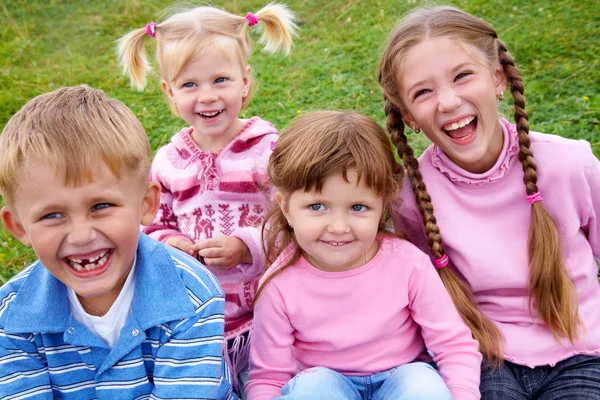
[399,36,508,173]
[1,159,159,311]
[162,45,251,152]
[278,170,383,272]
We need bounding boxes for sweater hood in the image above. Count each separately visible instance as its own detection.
[427,118,520,186]
[173,116,277,156]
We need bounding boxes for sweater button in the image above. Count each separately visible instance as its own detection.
[132,328,140,337]
[67,327,75,334]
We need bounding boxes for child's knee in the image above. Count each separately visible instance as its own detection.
[383,362,453,400]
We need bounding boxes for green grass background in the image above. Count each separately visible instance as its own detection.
[1,0,599,281]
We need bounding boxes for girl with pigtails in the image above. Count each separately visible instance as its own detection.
[246,111,482,400]
[117,4,297,396]
[379,6,600,399]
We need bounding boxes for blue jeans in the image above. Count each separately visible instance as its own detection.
[480,355,600,399]
[276,362,452,400]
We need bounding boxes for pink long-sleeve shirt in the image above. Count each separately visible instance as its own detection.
[246,236,482,400]
[394,118,600,368]
[143,117,277,339]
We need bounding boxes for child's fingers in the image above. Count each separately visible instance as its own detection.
[202,256,231,269]
[197,247,223,259]
[194,238,221,251]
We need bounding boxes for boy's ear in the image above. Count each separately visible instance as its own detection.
[1,206,32,247]
[275,191,291,222]
[140,181,161,226]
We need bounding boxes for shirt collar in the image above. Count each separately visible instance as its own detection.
[4,233,196,334]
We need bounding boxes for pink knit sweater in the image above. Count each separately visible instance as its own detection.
[143,117,278,340]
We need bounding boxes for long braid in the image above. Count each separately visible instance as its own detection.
[498,42,579,342]
[385,100,503,365]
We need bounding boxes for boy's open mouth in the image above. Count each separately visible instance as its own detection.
[442,116,476,141]
[198,110,223,119]
[66,249,111,272]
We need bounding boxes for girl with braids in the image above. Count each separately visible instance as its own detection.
[246,111,481,400]
[379,5,600,399]
[117,3,297,396]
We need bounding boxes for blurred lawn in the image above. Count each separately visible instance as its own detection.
[1,0,598,281]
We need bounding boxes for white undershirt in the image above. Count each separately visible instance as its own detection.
[67,256,137,348]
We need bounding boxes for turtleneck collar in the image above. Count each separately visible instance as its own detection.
[428,118,520,186]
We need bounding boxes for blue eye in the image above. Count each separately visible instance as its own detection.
[92,203,111,212]
[182,82,196,88]
[41,212,62,220]
[215,77,227,84]
[309,204,325,211]
[351,204,367,212]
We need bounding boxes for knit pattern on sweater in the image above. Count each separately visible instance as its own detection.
[143,117,278,339]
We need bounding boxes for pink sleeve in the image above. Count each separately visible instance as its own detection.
[583,150,600,259]
[246,284,295,400]
[142,157,192,245]
[230,227,265,277]
[408,256,482,400]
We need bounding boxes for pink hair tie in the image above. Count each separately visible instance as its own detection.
[526,191,543,205]
[270,141,276,151]
[246,12,259,27]
[146,22,157,37]
[435,254,449,269]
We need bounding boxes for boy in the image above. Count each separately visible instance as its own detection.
[0,86,237,399]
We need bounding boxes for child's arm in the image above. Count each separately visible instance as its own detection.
[409,255,482,400]
[584,153,600,258]
[0,335,52,399]
[245,284,295,400]
[151,275,232,399]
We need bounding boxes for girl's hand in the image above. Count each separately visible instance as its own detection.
[165,237,195,256]
[194,236,252,270]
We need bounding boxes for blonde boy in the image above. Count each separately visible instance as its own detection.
[0,86,236,399]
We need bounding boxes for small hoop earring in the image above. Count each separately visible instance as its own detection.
[414,126,420,134]
[498,91,504,101]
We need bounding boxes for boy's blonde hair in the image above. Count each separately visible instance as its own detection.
[254,110,404,305]
[0,86,151,207]
[379,6,579,365]
[117,3,297,112]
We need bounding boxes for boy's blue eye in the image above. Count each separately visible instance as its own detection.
[215,77,227,84]
[309,203,325,211]
[351,204,367,212]
[41,212,62,220]
[182,82,196,88]
[92,203,111,211]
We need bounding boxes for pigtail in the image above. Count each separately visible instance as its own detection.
[117,27,153,91]
[384,100,503,365]
[498,41,579,343]
[253,3,297,55]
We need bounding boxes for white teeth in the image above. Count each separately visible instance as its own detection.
[444,116,475,131]
[67,250,110,272]
[199,110,220,117]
